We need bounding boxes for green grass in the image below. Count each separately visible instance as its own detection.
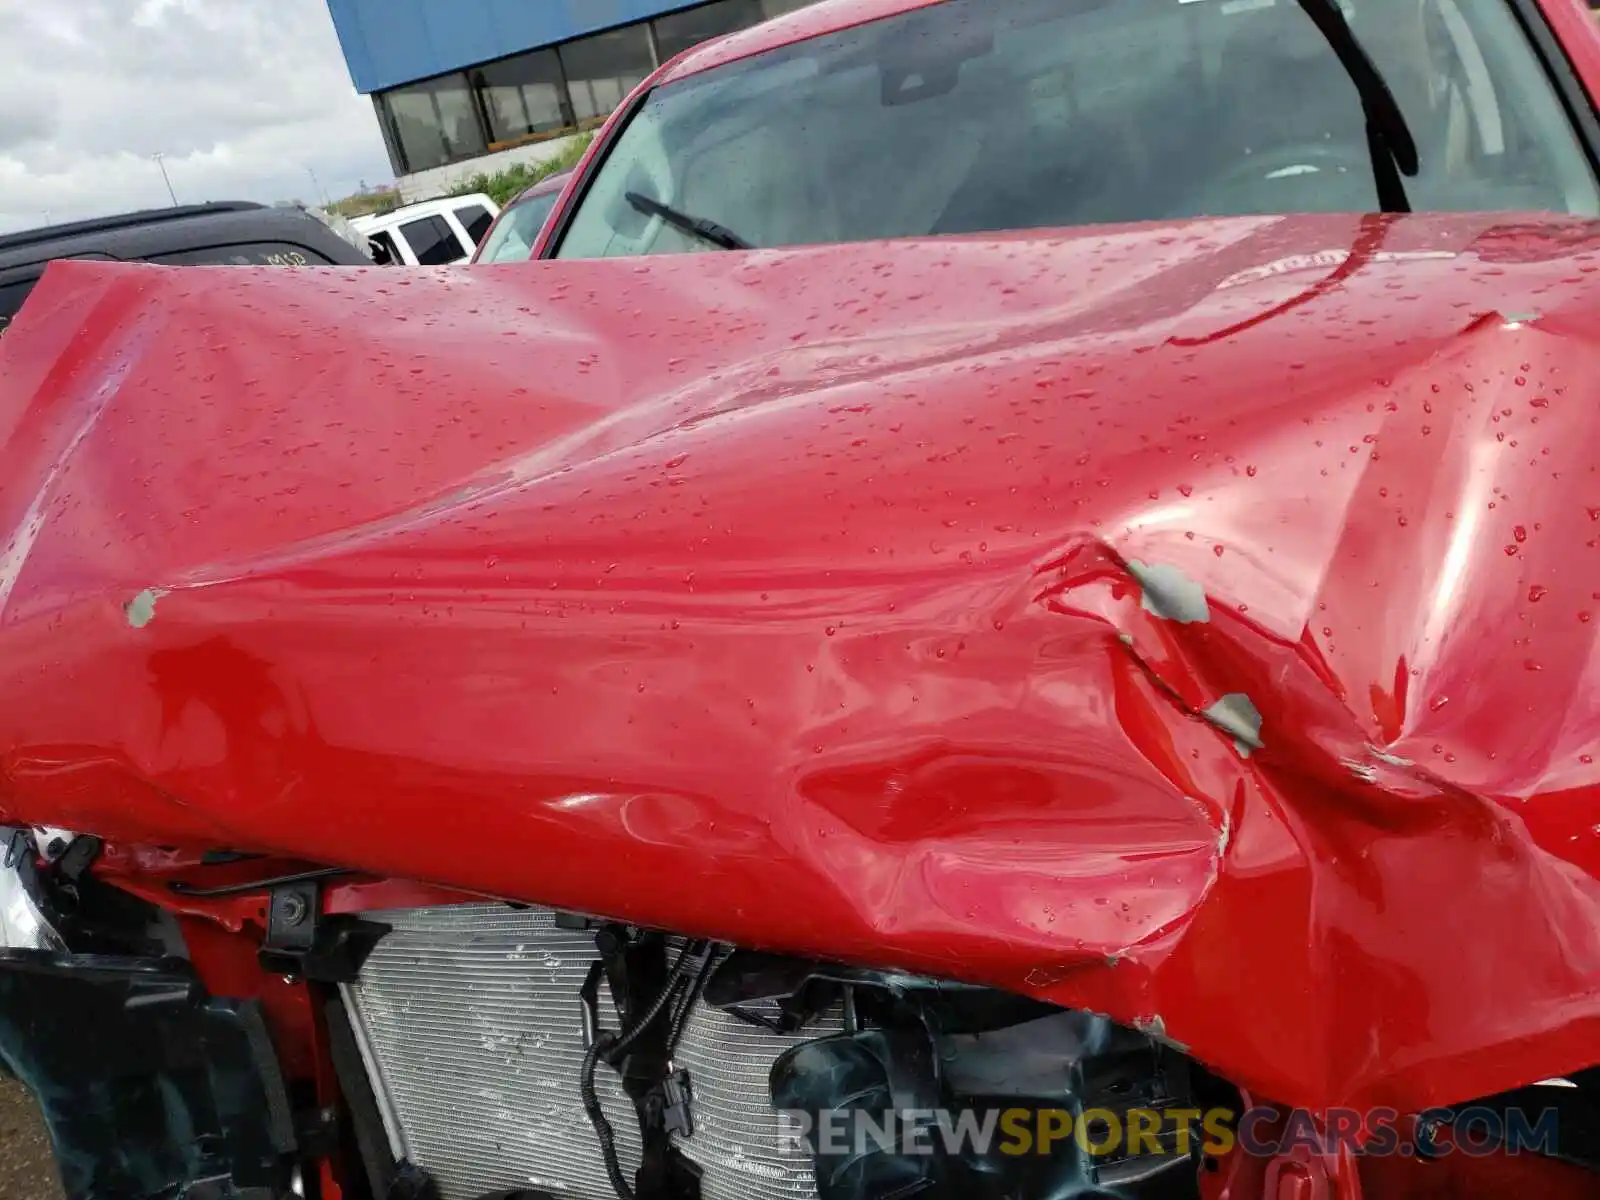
[448,133,594,207]
[328,130,595,219]
[327,189,404,219]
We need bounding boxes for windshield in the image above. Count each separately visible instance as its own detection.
[555,0,1599,259]
[477,191,562,263]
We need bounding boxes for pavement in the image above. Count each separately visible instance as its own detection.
[0,1078,63,1200]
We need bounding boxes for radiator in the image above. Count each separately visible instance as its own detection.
[343,903,837,1200]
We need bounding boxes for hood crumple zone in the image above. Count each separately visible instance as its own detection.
[0,211,1598,1113]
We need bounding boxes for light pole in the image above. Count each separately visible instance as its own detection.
[306,165,330,209]
[152,153,178,206]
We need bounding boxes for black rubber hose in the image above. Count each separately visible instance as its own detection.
[581,939,709,1200]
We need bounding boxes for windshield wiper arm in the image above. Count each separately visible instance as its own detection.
[625,191,754,251]
[1295,0,1420,213]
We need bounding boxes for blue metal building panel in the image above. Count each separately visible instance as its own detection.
[327,0,706,94]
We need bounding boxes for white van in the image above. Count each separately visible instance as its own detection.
[351,194,500,265]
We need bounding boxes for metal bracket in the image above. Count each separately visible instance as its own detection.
[258,881,391,984]
[266,881,320,955]
[2,828,30,869]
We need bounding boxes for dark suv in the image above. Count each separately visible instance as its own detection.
[0,201,374,337]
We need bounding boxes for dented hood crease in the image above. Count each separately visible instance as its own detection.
[1,211,1599,1112]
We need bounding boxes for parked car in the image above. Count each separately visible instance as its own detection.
[537,0,1600,258]
[2,3,1600,1200]
[471,169,574,264]
[0,200,373,338]
[351,193,500,266]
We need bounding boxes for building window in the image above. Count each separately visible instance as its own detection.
[432,77,489,162]
[559,25,655,124]
[371,1,829,177]
[653,1,761,63]
[473,48,571,146]
[380,73,487,174]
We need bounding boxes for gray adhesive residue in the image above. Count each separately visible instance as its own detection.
[125,588,169,629]
[1202,693,1264,758]
[1127,560,1210,624]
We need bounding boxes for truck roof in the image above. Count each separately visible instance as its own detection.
[350,193,499,236]
[0,201,375,335]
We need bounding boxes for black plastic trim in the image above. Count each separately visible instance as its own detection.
[0,950,298,1199]
[539,82,655,259]
[324,991,412,1200]
[1506,0,1600,181]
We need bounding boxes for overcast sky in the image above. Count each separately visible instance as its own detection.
[0,0,394,234]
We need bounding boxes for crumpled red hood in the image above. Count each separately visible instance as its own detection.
[1,211,1597,1114]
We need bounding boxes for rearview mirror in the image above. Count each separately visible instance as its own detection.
[876,15,992,106]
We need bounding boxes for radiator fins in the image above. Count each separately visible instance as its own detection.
[344,903,838,1200]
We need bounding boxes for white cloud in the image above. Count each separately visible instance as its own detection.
[0,0,394,233]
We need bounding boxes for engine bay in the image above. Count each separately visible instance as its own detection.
[343,904,1213,1200]
[0,838,1597,1200]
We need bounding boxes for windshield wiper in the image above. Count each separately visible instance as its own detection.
[625,191,754,251]
[1295,0,1420,213]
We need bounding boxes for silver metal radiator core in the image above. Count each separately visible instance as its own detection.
[344,903,837,1200]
